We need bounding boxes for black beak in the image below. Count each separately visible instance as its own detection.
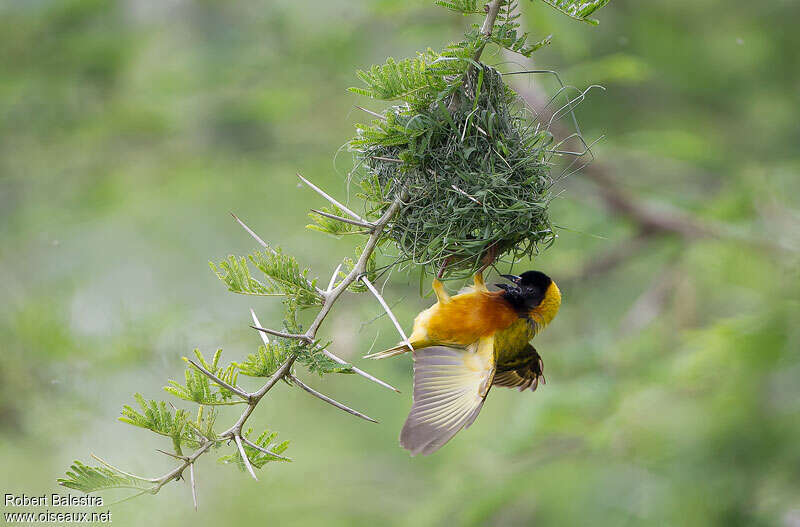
[500,274,521,284]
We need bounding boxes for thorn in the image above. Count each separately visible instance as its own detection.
[296,173,366,223]
[232,213,325,296]
[354,105,386,120]
[288,375,378,423]
[241,436,292,462]
[361,276,413,352]
[186,359,250,401]
[230,213,274,253]
[326,263,343,294]
[189,462,198,511]
[318,347,400,393]
[234,434,258,481]
[155,449,185,461]
[250,309,270,347]
[310,209,374,229]
[250,326,309,341]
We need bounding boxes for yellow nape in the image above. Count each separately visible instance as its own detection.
[530,281,561,327]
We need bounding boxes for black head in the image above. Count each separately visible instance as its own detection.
[496,270,553,316]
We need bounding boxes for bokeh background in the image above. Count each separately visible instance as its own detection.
[1,0,799,525]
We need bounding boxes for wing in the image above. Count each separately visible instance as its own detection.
[492,344,545,392]
[399,336,496,456]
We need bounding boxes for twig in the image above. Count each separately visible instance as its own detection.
[286,374,378,423]
[245,356,296,405]
[143,440,215,493]
[305,195,405,339]
[217,196,404,450]
[297,173,367,224]
[247,310,390,400]
[447,0,504,112]
[360,276,413,352]
[219,355,298,441]
[471,0,504,61]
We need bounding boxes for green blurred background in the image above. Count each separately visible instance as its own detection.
[1,0,799,525]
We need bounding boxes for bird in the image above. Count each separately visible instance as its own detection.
[365,270,561,455]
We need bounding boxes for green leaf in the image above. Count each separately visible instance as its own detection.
[306,205,362,237]
[119,394,199,452]
[236,342,292,377]
[249,249,323,309]
[537,0,610,25]
[434,0,482,14]
[211,249,322,309]
[164,349,243,406]
[218,428,290,471]
[209,256,276,297]
[349,47,473,109]
[59,460,156,494]
[296,343,353,376]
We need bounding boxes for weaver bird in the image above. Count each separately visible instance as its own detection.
[366,270,561,455]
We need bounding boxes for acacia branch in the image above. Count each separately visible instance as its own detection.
[127,192,406,503]
[475,0,504,59]
[251,307,398,392]
[78,1,507,505]
[447,0,505,114]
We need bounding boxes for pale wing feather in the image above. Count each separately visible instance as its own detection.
[399,337,495,456]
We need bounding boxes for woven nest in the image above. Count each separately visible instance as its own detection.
[353,65,555,280]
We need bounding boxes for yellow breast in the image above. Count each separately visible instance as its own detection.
[494,318,535,361]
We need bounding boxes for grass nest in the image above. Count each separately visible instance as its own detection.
[352,65,555,280]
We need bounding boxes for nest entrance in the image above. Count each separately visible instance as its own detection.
[354,65,557,280]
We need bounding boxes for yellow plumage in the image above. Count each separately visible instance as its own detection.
[367,270,561,455]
